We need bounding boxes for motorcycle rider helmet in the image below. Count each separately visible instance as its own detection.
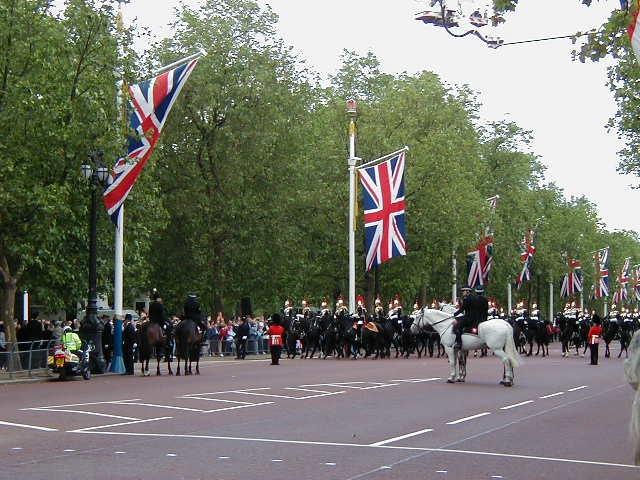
[63,325,72,333]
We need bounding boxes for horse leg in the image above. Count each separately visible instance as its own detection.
[195,354,200,375]
[176,355,181,376]
[156,354,161,376]
[167,355,173,375]
[456,351,466,382]
[493,348,513,387]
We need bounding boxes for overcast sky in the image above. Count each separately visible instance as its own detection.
[122,0,637,233]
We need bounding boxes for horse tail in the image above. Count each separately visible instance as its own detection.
[504,325,522,368]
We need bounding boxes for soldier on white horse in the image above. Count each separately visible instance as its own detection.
[414,291,521,386]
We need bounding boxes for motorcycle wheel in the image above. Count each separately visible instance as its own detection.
[82,367,91,380]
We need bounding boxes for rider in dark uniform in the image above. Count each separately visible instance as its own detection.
[453,285,487,349]
[148,291,169,333]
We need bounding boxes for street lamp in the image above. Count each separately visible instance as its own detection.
[80,151,109,374]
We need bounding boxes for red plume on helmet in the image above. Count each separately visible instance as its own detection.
[356,294,365,307]
[393,293,401,306]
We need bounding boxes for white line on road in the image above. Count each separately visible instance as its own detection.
[21,399,142,409]
[325,463,336,466]
[11,447,23,450]
[179,397,255,405]
[540,392,564,399]
[446,412,491,425]
[63,449,75,452]
[68,416,173,433]
[391,378,441,383]
[25,408,140,421]
[114,402,205,412]
[0,421,57,432]
[499,400,534,410]
[271,459,283,462]
[203,402,274,413]
[568,385,588,392]
[71,430,640,469]
[370,428,434,446]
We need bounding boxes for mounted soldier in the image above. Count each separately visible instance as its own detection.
[148,289,169,335]
[453,285,488,350]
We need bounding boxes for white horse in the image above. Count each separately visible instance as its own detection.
[624,330,640,464]
[414,308,521,386]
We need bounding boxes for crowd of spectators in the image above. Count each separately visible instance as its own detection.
[0,308,270,373]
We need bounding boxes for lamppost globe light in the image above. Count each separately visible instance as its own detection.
[97,166,109,182]
[81,164,93,180]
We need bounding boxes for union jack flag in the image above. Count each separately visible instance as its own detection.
[359,151,407,271]
[467,235,493,289]
[103,59,199,222]
[593,247,610,299]
[633,264,640,302]
[560,257,582,298]
[613,257,632,304]
[515,229,535,290]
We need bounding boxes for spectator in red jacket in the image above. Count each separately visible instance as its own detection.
[588,315,603,366]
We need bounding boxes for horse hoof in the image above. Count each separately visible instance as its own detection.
[503,381,513,387]
[446,379,455,384]
[456,379,465,383]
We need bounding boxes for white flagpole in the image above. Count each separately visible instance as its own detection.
[507,281,512,313]
[549,280,553,322]
[347,100,358,313]
[451,249,457,304]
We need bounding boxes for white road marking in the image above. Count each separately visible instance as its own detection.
[25,408,140,421]
[114,402,205,412]
[436,470,447,473]
[380,466,392,469]
[325,463,337,466]
[218,456,230,459]
[203,402,274,413]
[70,430,640,469]
[180,397,255,405]
[63,449,75,452]
[568,385,588,392]
[286,387,335,394]
[391,378,441,383]
[11,447,23,450]
[114,451,126,454]
[0,421,57,432]
[491,476,503,479]
[499,400,534,410]
[540,392,564,399]
[370,428,434,446]
[68,416,173,433]
[22,399,142,409]
[446,412,491,425]
[271,459,283,462]
[299,382,397,390]
[183,388,271,396]
[166,453,177,457]
[233,391,308,400]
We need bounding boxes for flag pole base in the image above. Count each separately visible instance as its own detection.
[109,355,125,374]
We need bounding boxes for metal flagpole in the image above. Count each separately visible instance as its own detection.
[109,1,128,373]
[507,282,512,313]
[451,249,457,304]
[549,280,553,323]
[580,290,584,312]
[22,290,28,322]
[347,100,358,313]
[357,146,409,170]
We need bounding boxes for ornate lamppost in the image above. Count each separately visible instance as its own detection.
[80,151,109,374]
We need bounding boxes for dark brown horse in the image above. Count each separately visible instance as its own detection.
[138,321,172,376]
[174,318,203,375]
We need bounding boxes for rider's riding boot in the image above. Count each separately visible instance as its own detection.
[454,328,462,350]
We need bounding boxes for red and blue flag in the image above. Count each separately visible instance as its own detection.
[103,59,198,222]
[560,257,583,298]
[359,151,407,271]
[515,229,535,290]
[593,247,610,299]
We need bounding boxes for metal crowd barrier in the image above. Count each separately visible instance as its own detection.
[0,340,57,379]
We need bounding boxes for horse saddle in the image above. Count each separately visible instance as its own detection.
[461,326,479,336]
[364,322,379,333]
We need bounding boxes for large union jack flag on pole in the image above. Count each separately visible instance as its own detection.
[613,257,632,304]
[633,264,640,302]
[515,229,535,290]
[103,59,199,222]
[359,150,407,271]
[560,257,583,298]
[593,247,610,299]
[467,235,494,289]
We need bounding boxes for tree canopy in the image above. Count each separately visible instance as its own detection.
[1,0,639,340]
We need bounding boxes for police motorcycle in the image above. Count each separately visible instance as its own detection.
[48,341,93,381]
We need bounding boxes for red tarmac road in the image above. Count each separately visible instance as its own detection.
[0,348,637,480]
